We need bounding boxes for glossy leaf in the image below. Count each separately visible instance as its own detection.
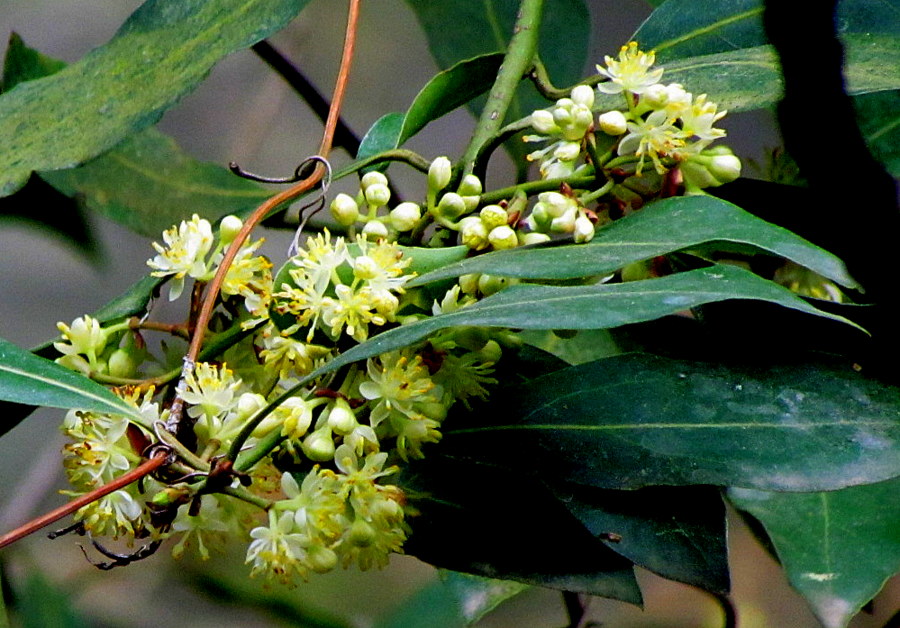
[595,35,900,114]
[290,264,859,400]
[855,90,900,177]
[410,196,859,289]
[375,572,527,628]
[557,484,730,594]
[356,113,405,164]
[1,32,65,92]
[0,0,313,197]
[634,0,900,63]
[440,353,900,492]
[399,454,642,603]
[0,336,143,424]
[729,478,900,628]
[40,129,271,237]
[404,0,589,161]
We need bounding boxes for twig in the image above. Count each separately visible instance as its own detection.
[252,39,361,157]
[711,592,737,628]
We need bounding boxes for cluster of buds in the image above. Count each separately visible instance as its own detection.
[331,171,423,239]
[524,191,597,243]
[526,85,596,179]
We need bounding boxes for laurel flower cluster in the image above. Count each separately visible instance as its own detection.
[272,231,414,342]
[526,84,596,179]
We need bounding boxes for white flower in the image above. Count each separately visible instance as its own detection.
[147,214,216,300]
[596,42,664,95]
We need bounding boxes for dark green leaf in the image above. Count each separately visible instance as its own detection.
[0,336,143,426]
[289,264,860,407]
[40,129,271,237]
[398,53,505,147]
[0,0,313,196]
[557,484,730,594]
[357,113,405,165]
[399,454,642,603]
[634,0,899,63]
[404,0,589,161]
[441,353,900,492]
[90,274,166,326]
[1,32,66,92]
[410,196,859,289]
[595,35,900,114]
[855,90,900,178]
[374,572,526,628]
[729,478,900,628]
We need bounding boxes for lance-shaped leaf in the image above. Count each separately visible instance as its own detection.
[556,484,730,594]
[633,0,897,64]
[729,479,900,628]
[3,33,270,236]
[0,0,313,197]
[854,90,900,178]
[357,54,505,163]
[410,196,859,289]
[594,35,900,114]
[439,353,900,492]
[289,264,860,397]
[0,336,144,426]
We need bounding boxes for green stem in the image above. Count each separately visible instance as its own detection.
[220,485,273,511]
[235,429,286,473]
[461,0,545,177]
[332,149,430,181]
[529,57,605,102]
[479,175,595,205]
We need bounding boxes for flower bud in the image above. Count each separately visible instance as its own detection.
[326,399,358,435]
[479,205,508,230]
[709,154,742,183]
[330,193,360,226]
[598,110,628,135]
[107,348,137,378]
[364,182,391,207]
[457,174,483,197]
[459,273,480,295]
[538,191,573,217]
[428,156,452,192]
[520,231,551,245]
[488,225,518,250]
[348,519,377,547]
[303,426,336,461]
[477,274,513,296]
[218,215,243,244]
[459,216,489,250]
[550,207,578,233]
[307,545,338,573]
[531,109,558,134]
[553,106,574,127]
[570,84,595,109]
[573,214,596,243]
[554,141,581,162]
[642,83,669,108]
[360,171,388,190]
[436,192,467,221]
[389,202,422,231]
[362,219,389,240]
[477,339,503,363]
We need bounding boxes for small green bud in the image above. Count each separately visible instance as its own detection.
[218,215,243,244]
[531,109,558,134]
[477,339,503,363]
[107,348,137,378]
[307,546,338,573]
[459,273,481,295]
[326,399,357,435]
[428,156,452,192]
[488,225,518,250]
[478,274,513,296]
[362,219,390,240]
[436,192,467,221]
[457,174,483,197]
[360,171,388,190]
[553,105,574,127]
[389,202,422,231]
[642,83,669,108]
[479,205,508,230]
[303,426,336,461]
[459,216,489,250]
[598,110,628,135]
[330,193,360,226]
[520,231,551,245]
[364,183,391,207]
[709,154,742,183]
[573,214,595,243]
[570,84,595,109]
[538,191,573,217]
[550,207,578,233]
[554,141,581,162]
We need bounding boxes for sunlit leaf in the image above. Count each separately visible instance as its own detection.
[729,478,900,628]
[440,353,900,492]
[410,196,859,289]
[0,336,143,435]
[0,0,313,196]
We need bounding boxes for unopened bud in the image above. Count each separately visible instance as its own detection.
[326,399,357,435]
[428,156,452,192]
[488,225,518,250]
[531,109,558,134]
[362,219,390,240]
[570,84,595,109]
[364,183,391,207]
[574,214,596,243]
[360,171,388,190]
[389,202,422,231]
[598,110,628,135]
[436,192,467,221]
[303,427,336,461]
[459,216,489,250]
[330,193,360,226]
[218,215,243,244]
[457,174,483,197]
[479,205,508,230]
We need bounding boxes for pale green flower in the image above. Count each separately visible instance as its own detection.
[147,214,216,300]
[596,41,664,95]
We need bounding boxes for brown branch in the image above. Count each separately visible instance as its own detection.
[0,451,168,550]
